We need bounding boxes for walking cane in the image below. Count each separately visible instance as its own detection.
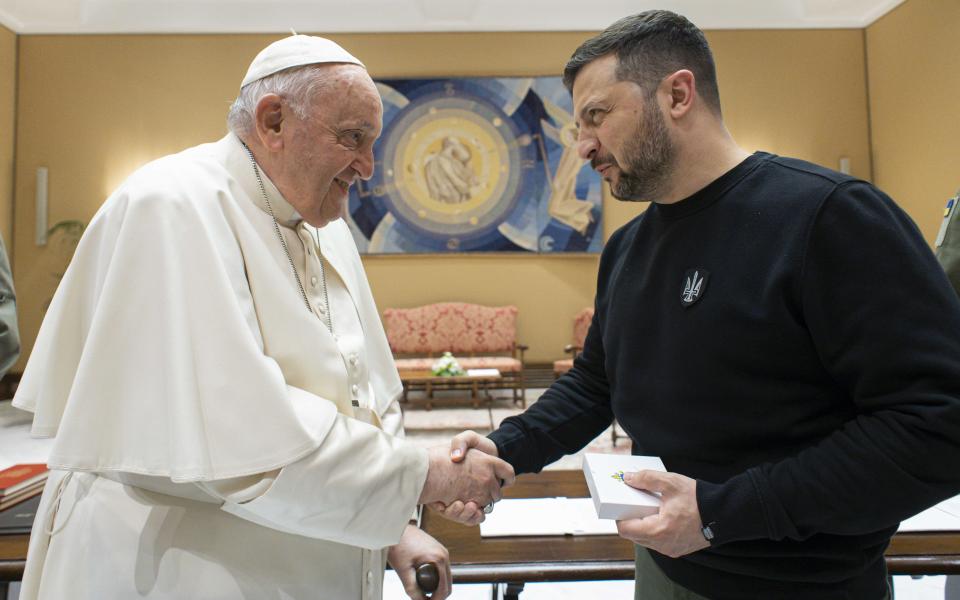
[416,561,440,595]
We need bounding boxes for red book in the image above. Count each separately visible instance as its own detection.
[0,464,48,498]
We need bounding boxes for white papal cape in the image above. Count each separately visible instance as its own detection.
[12,133,428,599]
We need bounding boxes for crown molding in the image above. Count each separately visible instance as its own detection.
[0,0,907,35]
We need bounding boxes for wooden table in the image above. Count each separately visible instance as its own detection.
[0,534,26,594]
[421,470,960,596]
[399,369,503,409]
[1,472,956,594]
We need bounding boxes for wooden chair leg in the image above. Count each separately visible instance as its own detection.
[518,371,526,408]
[501,582,525,599]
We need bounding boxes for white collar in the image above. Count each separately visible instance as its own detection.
[221,132,302,227]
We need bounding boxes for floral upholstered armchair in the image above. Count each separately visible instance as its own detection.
[552,307,595,377]
[552,307,622,445]
[382,302,528,407]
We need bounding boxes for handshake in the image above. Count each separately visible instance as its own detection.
[391,432,508,600]
[418,431,512,525]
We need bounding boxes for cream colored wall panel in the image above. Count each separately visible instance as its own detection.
[711,29,872,182]
[867,0,960,245]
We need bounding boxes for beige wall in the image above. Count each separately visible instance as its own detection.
[11,30,871,367]
[0,25,14,252]
[867,0,960,244]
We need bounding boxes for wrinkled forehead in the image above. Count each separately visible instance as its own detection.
[571,57,619,111]
[314,65,384,127]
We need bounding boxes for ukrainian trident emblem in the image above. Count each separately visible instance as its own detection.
[681,268,710,307]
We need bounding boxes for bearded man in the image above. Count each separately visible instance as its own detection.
[440,11,960,600]
[13,35,514,600]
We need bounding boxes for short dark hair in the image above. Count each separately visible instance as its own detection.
[563,10,722,115]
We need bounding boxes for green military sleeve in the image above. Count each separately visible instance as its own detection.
[0,235,20,380]
[935,190,960,294]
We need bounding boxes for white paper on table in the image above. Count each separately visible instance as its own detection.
[479,497,619,537]
[466,368,500,377]
[936,494,960,519]
[898,495,960,532]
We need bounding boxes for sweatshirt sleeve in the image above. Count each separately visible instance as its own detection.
[697,181,960,545]
[488,233,623,475]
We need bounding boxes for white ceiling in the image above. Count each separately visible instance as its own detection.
[0,0,905,34]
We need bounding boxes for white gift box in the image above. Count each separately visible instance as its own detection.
[582,453,666,520]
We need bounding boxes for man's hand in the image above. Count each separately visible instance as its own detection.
[448,430,499,462]
[427,430,502,525]
[387,525,451,600]
[428,497,487,526]
[418,444,515,507]
[615,470,710,558]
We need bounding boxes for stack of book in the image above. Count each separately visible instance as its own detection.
[0,495,41,535]
[0,463,48,511]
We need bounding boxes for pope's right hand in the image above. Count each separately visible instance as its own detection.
[418,442,515,508]
[427,430,504,525]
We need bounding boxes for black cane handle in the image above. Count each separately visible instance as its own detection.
[416,561,440,594]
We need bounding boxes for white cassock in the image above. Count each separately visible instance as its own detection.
[12,133,428,599]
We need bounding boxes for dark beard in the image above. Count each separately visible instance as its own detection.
[609,101,675,202]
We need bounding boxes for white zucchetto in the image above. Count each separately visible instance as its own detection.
[240,35,365,88]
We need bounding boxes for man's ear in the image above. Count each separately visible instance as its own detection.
[663,70,696,120]
[254,93,285,152]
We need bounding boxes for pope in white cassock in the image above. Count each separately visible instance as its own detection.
[12,36,515,600]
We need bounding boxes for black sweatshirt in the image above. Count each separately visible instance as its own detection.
[488,153,960,599]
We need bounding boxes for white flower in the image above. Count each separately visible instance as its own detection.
[432,352,465,376]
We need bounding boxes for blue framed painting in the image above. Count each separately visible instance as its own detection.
[346,77,603,254]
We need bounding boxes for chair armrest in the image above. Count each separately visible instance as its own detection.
[514,343,528,362]
[563,344,584,357]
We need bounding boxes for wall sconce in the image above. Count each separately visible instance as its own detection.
[839,157,851,175]
[36,167,47,246]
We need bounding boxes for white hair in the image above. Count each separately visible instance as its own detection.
[226,64,338,137]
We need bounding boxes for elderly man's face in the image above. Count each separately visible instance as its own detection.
[283,67,383,227]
